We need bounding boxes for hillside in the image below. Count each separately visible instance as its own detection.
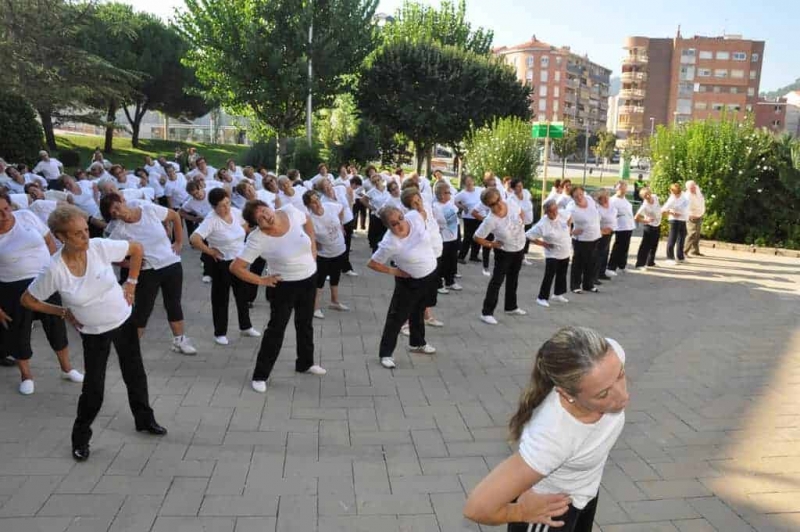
[762,78,800,100]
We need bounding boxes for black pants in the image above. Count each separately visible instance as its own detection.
[368,214,387,252]
[538,257,569,300]
[253,274,316,381]
[508,495,598,532]
[666,220,687,260]
[73,317,154,448]
[635,225,660,267]
[341,219,355,272]
[378,271,437,358]
[210,259,253,337]
[608,230,632,271]
[482,249,524,316]
[459,218,481,261]
[437,239,459,288]
[571,239,598,291]
[523,223,533,255]
[353,201,368,230]
[247,257,267,303]
[317,254,344,288]
[594,233,613,281]
[482,234,494,269]
[0,279,68,360]
[186,221,213,276]
[132,262,184,329]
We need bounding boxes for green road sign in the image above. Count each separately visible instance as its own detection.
[531,122,565,139]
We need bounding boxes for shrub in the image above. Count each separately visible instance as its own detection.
[241,140,278,170]
[464,116,539,189]
[286,139,323,180]
[58,150,81,169]
[0,91,44,165]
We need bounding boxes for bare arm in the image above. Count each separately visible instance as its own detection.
[229,258,281,287]
[44,233,57,255]
[165,208,183,251]
[303,215,317,260]
[367,259,409,278]
[474,235,501,249]
[463,453,570,527]
[189,232,223,260]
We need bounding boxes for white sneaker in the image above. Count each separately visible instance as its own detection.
[665,259,677,266]
[380,357,396,369]
[409,344,436,354]
[480,315,498,325]
[251,380,267,393]
[454,273,462,279]
[172,336,198,355]
[536,298,550,308]
[313,309,325,319]
[400,324,410,336]
[304,365,327,375]
[425,317,444,327]
[214,336,229,346]
[551,294,569,303]
[505,308,528,316]
[605,269,618,277]
[572,288,583,294]
[62,369,84,383]
[447,283,463,291]
[482,269,491,277]
[329,302,350,311]
[19,379,34,395]
[202,275,211,284]
[344,270,359,277]
[241,328,261,338]
[523,259,533,266]
[437,287,450,295]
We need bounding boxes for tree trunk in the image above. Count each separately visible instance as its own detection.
[131,120,141,148]
[561,158,566,179]
[415,144,425,174]
[104,101,117,154]
[276,136,287,173]
[39,108,57,151]
[425,146,433,178]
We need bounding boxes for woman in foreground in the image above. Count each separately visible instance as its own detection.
[464,326,628,532]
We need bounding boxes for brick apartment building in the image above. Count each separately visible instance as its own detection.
[494,36,612,133]
[754,98,787,134]
[618,30,765,139]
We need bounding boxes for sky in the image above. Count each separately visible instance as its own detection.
[126,0,799,92]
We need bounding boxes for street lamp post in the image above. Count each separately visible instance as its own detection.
[306,1,314,146]
[582,120,589,185]
[649,117,655,136]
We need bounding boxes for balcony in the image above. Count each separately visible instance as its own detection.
[623,53,648,65]
[620,71,647,82]
[567,64,584,76]
[619,88,646,100]
[619,105,645,114]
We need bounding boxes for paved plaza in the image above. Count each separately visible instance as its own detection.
[1,232,799,532]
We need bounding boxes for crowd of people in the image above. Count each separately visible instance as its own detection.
[0,148,706,472]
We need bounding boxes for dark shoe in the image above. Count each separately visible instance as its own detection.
[457,258,467,265]
[0,356,16,367]
[72,445,90,462]
[136,422,167,436]
[469,257,481,263]
[594,280,603,285]
[598,275,611,280]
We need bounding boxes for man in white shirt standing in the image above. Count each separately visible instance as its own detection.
[32,150,63,189]
[683,180,706,257]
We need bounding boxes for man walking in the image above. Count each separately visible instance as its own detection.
[683,180,705,256]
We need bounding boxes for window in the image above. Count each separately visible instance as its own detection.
[714,69,728,78]
[554,71,561,82]
[698,68,711,77]
[679,66,695,81]
[751,53,759,62]
[747,87,755,96]
[726,104,741,112]
[733,52,747,61]
[554,86,560,97]
[541,56,549,68]
[556,56,562,66]
[681,49,696,64]
[731,69,744,79]
[526,69,534,80]
[678,82,693,97]
[712,103,724,111]
[713,86,721,93]
[540,70,548,83]
[697,85,707,93]
[553,101,559,112]
[750,70,757,79]
[540,85,547,97]
[699,50,713,59]
[730,87,738,94]
[677,99,692,114]
[716,51,730,60]
[539,99,547,112]
[526,56,535,68]
[746,104,753,112]
[695,101,708,110]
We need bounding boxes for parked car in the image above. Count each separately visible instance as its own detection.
[631,156,650,170]
[610,152,620,164]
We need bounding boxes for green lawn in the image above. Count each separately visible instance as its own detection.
[55,133,249,172]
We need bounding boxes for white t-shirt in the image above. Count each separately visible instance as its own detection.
[609,195,635,231]
[32,159,62,181]
[256,189,277,209]
[454,188,483,219]
[597,203,618,232]
[28,238,132,335]
[24,173,48,189]
[519,338,626,509]
[148,172,166,198]
[122,187,154,203]
[0,210,51,282]
[662,194,689,222]
[238,205,316,281]
[323,188,354,224]
[636,196,662,227]
[526,214,572,260]
[433,200,459,242]
[366,188,391,212]
[187,166,217,182]
[422,206,443,258]
[278,190,307,212]
[309,203,346,258]
[115,176,138,190]
[474,200,526,252]
[685,191,706,218]
[69,181,100,218]
[193,207,246,261]
[3,178,25,194]
[181,194,213,219]
[566,197,601,242]
[108,203,180,270]
[508,189,534,225]
[164,175,189,208]
[9,193,29,209]
[28,199,59,225]
[370,210,437,279]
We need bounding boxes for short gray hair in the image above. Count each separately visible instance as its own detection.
[543,198,558,213]
[48,205,88,236]
[378,205,403,227]
[434,180,451,200]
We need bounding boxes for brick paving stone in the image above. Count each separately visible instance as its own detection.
[1,239,798,531]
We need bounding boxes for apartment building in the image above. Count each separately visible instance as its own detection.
[494,36,612,132]
[618,30,765,138]
[754,98,787,134]
[784,91,800,137]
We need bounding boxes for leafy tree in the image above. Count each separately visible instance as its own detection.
[0,91,44,165]
[177,0,378,169]
[593,130,617,177]
[0,0,135,150]
[357,39,531,173]
[552,129,579,178]
[465,116,539,189]
[381,0,493,55]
